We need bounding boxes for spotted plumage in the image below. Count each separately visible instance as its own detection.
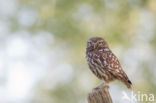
[86,37,132,88]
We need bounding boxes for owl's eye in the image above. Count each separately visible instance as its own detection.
[88,42,92,46]
[98,42,103,46]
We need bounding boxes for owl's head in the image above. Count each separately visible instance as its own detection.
[86,37,109,51]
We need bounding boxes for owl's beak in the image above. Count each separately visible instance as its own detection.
[94,45,96,49]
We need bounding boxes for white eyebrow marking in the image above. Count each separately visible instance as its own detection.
[98,40,104,42]
[87,39,92,42]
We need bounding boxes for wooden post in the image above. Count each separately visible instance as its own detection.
[87,84,113,103]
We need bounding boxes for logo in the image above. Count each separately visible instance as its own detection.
[121,91,155,102]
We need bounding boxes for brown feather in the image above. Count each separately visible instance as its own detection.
[86,37,132,89]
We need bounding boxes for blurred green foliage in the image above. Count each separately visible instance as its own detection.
[12,0,156,103]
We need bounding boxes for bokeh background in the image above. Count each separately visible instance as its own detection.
[0,0,156,103]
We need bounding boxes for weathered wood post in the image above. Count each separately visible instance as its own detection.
[87,84,113,103]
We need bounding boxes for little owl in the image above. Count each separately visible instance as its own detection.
[86,37,132,88]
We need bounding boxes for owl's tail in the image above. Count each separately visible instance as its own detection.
[119,72,132,89]
[117,72,132,89]
[124,79,132,89]
[108,69,132,89]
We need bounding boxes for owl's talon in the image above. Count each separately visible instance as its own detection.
[93,87,99,90]
[93,83,109,90]
[100,83,109,88]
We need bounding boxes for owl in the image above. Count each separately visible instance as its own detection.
[86,37,132,89]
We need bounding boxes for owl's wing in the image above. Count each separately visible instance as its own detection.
[103,52,132,88]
